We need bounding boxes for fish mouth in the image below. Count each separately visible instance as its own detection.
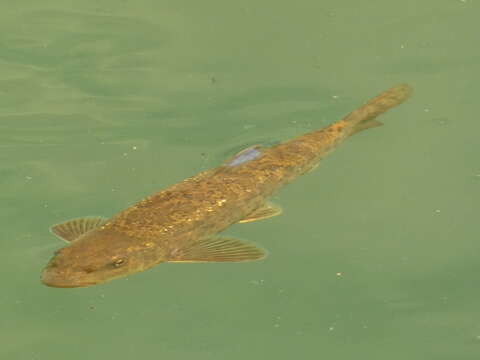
[41,269,99,288]
[42,280,98,288]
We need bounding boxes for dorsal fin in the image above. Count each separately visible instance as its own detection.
[224,145,264,167]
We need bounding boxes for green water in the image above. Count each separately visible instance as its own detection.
[2,1,479,359]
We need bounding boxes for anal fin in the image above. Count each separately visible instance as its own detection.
[50,216,106,243]
[168,236,267,263]
[238,202,282,223]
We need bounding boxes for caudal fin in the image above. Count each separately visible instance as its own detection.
[345,84,413,135]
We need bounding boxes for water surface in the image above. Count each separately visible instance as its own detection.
[1,1,480,359]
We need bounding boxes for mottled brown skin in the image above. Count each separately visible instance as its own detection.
[42,84,412,288]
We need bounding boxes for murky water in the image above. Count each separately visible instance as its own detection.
[2,1,480,359]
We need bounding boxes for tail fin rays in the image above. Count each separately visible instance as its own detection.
[344,84,412,135]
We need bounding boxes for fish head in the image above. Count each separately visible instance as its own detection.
[42,228,166,288]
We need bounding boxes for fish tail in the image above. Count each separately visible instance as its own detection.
[343,84,413,135]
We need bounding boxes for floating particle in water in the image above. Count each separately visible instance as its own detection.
[250,279,265,286]
[432,117,449,126]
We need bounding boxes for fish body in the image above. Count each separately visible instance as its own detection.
[42,84,412,288]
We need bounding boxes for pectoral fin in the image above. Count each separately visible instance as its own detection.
[168,236,267,263]
[238,202,282,223]
[50,216,106,243]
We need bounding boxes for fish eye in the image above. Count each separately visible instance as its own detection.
[83,266,95,274]
[112,259,125,267]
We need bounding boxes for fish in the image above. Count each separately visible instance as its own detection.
[42,84,412,288]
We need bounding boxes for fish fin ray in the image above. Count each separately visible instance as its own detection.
[168,236,267,263]
[50,216,106,243]
[238,202,282,223]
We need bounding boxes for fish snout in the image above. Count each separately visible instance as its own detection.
[41,265,96,288]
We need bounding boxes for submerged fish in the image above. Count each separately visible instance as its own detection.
[42,84,412,288]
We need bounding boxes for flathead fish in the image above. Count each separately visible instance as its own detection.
[42,84,412,288]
